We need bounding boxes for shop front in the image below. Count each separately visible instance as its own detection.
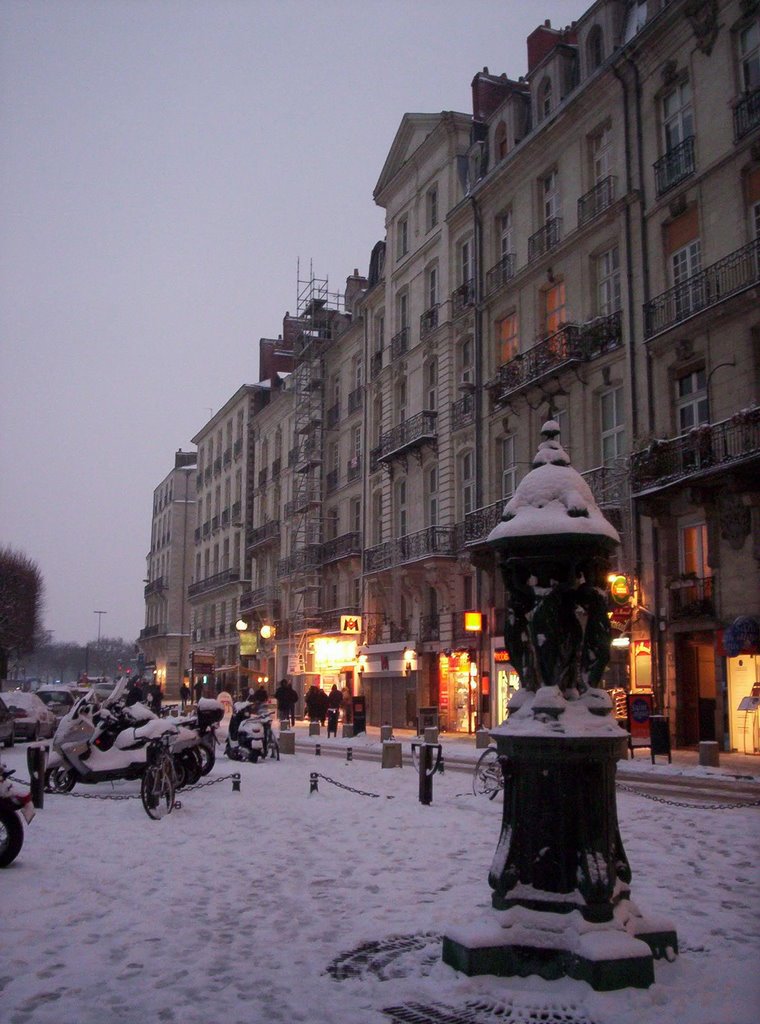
[436,650,477,733]
[357,644,417,729]
[491,645,520,727]
[311,634,358,703]
[719,619,760,755]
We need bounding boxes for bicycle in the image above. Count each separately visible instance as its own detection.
[141,733,177,820]
[472,746,504,799]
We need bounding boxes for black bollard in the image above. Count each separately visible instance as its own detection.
[310,772,319,794]
[315,743,321,756]
[232,773,241,792]
[346,747,353,762]
[26,744,47,809]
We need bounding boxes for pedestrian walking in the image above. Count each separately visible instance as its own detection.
[148,680,163,715]
[180,682,191,710]
[275,678,298,726]
[305,683,323,723]
[341,685,352,723]
[326,683,342,737]
[126,676,144,707]
[194,678,204,703]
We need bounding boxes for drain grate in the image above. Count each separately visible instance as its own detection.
[383,998,599,1024]
[326,932,441,981]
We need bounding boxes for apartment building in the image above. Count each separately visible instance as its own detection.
[138,449,197,698]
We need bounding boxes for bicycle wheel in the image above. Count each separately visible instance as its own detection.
[141,761,175,820]
[472,747,503,798]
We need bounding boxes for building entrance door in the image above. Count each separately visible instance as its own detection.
[675,633,716,745]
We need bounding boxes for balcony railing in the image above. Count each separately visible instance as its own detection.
[485,253,516,296]
[370,350,383,380]
[391,327,410,361]
[644,237,760,338]
[246,520,280,550]
[451,279,475,317]
[451,393,475,431]
[239,584,279,610]
[577,175,616,226]
[369,445,382,474]
[669,575,715,620]
[464,499,504,545]
[326,468,339,493]
[347,455,361,481]
[654,135,695,197]
[326,402,340,428]
[139,623,166,639]
[419,613,440,642]
[734,89,760,140]
[321,532,362,564]
[188,567,241,598]
[630,407,760,496]
[143,577,165,597]
[285,486,320,517]
[581,466,627,509]
[528,217,562,262]
[317,606,359,633]
[420,305,439,337]
[364,526,458,572]
[348,387,362,414]
[376,410,438,463]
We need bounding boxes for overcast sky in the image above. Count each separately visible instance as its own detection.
[0,0,583,649]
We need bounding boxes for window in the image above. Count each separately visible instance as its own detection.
[374,314,384,352]
[426,185,438,231]
[499,210,513,259]
[397,291,409,331]
[425,359,438,411]
[427,466,438,527]
[543,170,559,223]
[676,368,709,432]
[496,313,519,364]
[752,200,760,239]
[502,435,517,500]
[671,239,703,318]
[460,450,475,517]
[351,424,361,458]
[591,125,612,183]
[426,265,438,309]
[540,77,553,120]
[395,378,407,424]
[460,239,472,285]
[544,281,566,335]
[460,337,474,385]
[739,20,760,92]
[600,386,625,464]
[353,354,363,389]
[495,121,508,161]
[597,247,621,315]
[395,478,407,537]
[679,521,711,578]
[372,491,383,545]
[397,215,409,259]
[587,26,604,71]
[326,508,338,541]
[350,497,361,535]
[663,81,693,152]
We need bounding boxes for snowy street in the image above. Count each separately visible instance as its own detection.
[2,732,759,1024]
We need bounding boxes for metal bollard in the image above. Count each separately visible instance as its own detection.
[346,747,353,762]
[232,773,241,792]
[315,743,321,756]
[310,772,319,794]
[26,744,47,809]
[411,741,443,805]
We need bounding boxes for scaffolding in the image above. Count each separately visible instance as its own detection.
[288,264,346,646]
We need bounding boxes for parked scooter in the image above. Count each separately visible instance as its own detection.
[225,702,276,763]
[0,765,35,867]
[171,698,223,779]
[45,678,179,792]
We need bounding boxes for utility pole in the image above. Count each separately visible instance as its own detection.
[94,610,107,676]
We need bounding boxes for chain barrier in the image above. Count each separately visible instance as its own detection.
[311,772,393,799]
[616,782,760,810]
[39,772,241,801]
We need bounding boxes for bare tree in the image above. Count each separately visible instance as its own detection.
[0,546,44,684]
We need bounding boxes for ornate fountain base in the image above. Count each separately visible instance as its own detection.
[442,728,677,991]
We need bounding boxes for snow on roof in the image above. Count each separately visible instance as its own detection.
[487,421,620,546]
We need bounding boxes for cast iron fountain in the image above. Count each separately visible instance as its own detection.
[442,421,677,990]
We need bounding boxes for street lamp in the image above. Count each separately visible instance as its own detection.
[94,610,107,676]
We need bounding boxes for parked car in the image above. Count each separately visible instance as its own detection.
[0,697,14,748]
[4,691,57,741]
[35,686,75,721]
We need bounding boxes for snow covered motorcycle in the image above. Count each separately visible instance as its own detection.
[0,765,35,867]
[171,697,223,781]
[225,702,278,763]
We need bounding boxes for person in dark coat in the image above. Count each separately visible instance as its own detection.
[147,680,163,714]
[125,677,144,706]
[194,678,204,702]
[275,679,298,726]
[305,684,323,723]
[179,682,191,710]
[252,684,269,707]
[326,684,342,737]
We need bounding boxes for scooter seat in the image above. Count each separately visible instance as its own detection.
[113,719,177,750]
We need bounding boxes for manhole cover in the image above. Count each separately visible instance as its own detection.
[383,998,599,1024]
[326,932,441,981]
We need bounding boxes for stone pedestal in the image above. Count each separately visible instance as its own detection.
[475,728,491,749]
[424,726,439,744]
[342,723,354,739]
[308,721,320,737]
[699,740,720,767]
[279,730,295,755]
[381,741,402,768]
[380,724,393,742]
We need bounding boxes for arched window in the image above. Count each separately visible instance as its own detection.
[540,78,553,120]
[587,26,604,72]
[495,120,508,161]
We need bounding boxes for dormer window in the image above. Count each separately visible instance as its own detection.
[495,120,508,161]
[587,26,604,72]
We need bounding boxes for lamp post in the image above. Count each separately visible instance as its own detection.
[94,610,106,676]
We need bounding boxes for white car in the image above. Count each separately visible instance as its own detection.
[4,691,57,741]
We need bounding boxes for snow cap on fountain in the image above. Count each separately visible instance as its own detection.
[487,420,620,545]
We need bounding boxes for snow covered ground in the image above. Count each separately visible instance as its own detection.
[2,731,759,1024]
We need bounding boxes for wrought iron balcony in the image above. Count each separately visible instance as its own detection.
[734,89,760,140]
[451,279,475,317]
[528,217,562,262]
[654,136,695,197]
[391,326,410,360]
[314,606,357,633]
[364,526,458,572]
[326,402,340,428]
[485,254,516,296]
[451,393,475,431]
[285,486,320,517]
[581,466,627,509]
[577,176,616,226]
[669,575,715,620]
[370,350,383,380]
[376,411,438,464]
[326,468,339,493]
[464,499,504,545]
[143,577,166,597]
[347,454,361,481]
[239,584,279,610]
[388,620,409,643]
[644,238,760,338]
[321,532,361,564]
[139,623,166,639]
[420,305,439,337]
[188,567,241,598]
[419,613,440,642]
[348,387,362,414]
[631,407,760,496]
[369,445,382,474]
[246,519,280,551]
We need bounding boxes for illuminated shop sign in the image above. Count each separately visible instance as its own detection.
[312,636,358,671]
